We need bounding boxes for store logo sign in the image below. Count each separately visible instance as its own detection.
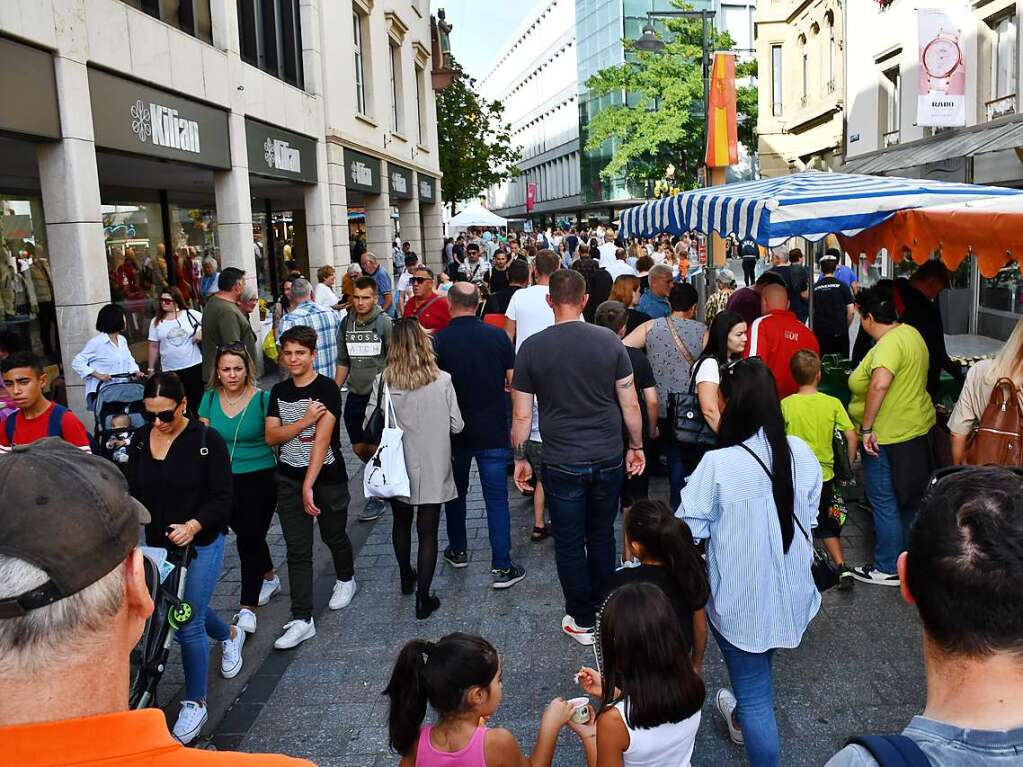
[130,99,200,153]
[419,180,432,199]
[264,138,301,173]
[391,171,408,195]
[351,161,373,186]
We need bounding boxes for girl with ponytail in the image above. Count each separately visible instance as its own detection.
[384,632,581,766]
[610,500,709,671]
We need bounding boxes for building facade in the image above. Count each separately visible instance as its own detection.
[754,0,844,176]
[842,0,1022,341]
[0,0,443,412]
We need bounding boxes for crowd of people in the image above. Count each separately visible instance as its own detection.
[1,223,1022,767]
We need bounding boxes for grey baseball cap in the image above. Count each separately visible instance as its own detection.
[717,268,736,284]
[0,438,150,619]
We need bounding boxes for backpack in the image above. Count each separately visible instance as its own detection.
[966,377,1023,467]
[5,404,69,445]
[847,735,931,766]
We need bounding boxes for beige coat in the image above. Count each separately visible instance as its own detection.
[365,370,463,505]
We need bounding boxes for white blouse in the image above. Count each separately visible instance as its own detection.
[71,333,141,398]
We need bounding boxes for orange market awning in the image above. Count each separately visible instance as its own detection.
[838,195,1023,278]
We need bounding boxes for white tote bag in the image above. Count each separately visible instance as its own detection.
[363,383,412,499]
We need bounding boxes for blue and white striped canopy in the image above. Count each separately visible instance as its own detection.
[619,171,1023,246]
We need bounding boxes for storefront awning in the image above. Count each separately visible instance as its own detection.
[839,195,1023,277]
[842,118,1023,176]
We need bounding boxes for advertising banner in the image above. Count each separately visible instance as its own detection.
[917,8,967,127]
[526,181,537,212]
[705,52,738,168]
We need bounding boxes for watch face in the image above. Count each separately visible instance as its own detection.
[923,38,960,78]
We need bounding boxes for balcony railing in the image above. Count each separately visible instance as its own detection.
[986,93,1017,122]
[883,129,901,147]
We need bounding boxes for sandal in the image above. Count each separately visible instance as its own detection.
[530,524,551,542]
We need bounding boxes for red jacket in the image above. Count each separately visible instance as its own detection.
[744,308,819,398]
[404,292,451,332]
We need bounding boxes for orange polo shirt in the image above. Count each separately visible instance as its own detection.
[0,709,314,766]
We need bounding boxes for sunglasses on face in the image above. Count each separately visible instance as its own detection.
[160,297,174,303]
[142,407,178,423]
[411,277,432,285]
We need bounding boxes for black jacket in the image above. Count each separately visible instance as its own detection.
[895,278,960,402]
[128,420,233,548]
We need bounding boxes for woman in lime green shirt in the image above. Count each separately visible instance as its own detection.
[846,283,935,587]
[198,345,280,635]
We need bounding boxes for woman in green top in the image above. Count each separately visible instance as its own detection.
[846,283,935,587]
[198,345,280,635]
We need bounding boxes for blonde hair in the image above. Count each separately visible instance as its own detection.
[384,319,440,391]
[985,315,1023,388]
[211,346,256,390]
[610,274,640,306]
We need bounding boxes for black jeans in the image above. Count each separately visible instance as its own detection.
[742,257,757,287]
[541,456,624,627]
[231,467,277,607]
[37,301,58,356]
[817,331,849,360]
[276,474,353,620]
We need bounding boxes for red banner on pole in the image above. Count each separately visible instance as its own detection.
[705,52,738,168]
[526,182,537,212]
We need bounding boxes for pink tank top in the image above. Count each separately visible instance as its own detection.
[415,725,487,767]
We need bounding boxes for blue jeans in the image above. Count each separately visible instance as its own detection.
[445,447,513,570]
[541,456,623,627]
[862,446,915,573]
[661,419,705,510]
[713,625,779,767]
[176,534,231,702]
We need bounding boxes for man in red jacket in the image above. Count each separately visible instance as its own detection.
[403,267,451,333]
[745,284,819,398]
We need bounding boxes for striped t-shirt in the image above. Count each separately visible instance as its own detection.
[267,375,347,483]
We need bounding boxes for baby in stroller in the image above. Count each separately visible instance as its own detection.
[105,413,134,464]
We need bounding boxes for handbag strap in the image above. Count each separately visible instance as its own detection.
[665,317,696,367]
[737,442,811,543]
[382,382,398,429]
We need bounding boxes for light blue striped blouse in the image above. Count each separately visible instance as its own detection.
[677,430,823,654]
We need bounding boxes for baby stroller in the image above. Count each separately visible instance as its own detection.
[92,373,146,464]
[129,545,194,709]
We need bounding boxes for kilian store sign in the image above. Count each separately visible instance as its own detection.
[88,68,231,169]
[245,118,318,184]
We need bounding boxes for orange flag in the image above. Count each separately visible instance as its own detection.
[705,52,738,168]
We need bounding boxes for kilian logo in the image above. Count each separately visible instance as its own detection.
[264,138,301,173]
[351,161,372,186]
[391,171,408,195]
[130,99,200,153]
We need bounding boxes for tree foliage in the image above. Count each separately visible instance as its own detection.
[583,2,758,191]
[437,61,521,212]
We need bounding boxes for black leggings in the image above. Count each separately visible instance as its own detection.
[390,501,441,598]
[231,467,278,607]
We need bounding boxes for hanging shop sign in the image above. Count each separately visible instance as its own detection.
[917,8,967,128]
[245,119,318,184]
[344,148,381,194]
[0,38,60,140]
[88,68,230,168]
[418,174,437,203]
[388,164,413,200]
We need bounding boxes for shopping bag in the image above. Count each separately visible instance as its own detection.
[363,383,411,499]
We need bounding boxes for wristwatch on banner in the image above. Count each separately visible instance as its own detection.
[922,29,962,94]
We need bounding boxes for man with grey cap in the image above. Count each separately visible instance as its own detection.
[0,438,311,765]
[705,267,736,325]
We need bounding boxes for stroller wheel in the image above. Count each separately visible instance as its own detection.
[169,602,194,629]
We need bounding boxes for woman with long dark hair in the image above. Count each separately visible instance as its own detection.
[692,311,747,433]
[127,372,239,745]
[676,358,821,766]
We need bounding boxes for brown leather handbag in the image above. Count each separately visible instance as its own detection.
[966,378,1023,467]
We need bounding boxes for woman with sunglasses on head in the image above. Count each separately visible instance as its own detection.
[146,287,204,417]
[677,358,821,767]
[127,372,242,746]
[198,345,280,636]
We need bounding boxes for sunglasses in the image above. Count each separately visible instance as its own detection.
[160,296,174,303]
[142,407,178,423]
[217,342,245,353]
[410,276,432,285]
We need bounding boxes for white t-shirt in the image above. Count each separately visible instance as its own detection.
[597,242,618,269]
[694,357,720,386]
[148,311,203,372]
[505,284,554,352]
[605,260,637,280]
[314,282,339,308]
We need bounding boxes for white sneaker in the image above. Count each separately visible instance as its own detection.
[715,688,744,745]
[850,564,901,587]
[172,700,208,745]
[220,627,245,679]
[274,618,316,650]
[561,614,595,646]
[234,609,257,634]
[258,575,281,606]
[329,578,357,610]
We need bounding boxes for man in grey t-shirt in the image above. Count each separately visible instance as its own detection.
[826,467,1023,767]
[511,269,645,646]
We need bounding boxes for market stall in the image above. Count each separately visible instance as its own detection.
[447,203,508,233]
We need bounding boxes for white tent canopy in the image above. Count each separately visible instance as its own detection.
[448,203,508,230]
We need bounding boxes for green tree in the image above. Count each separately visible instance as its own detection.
[583,2,757,192]
[437,62,520,214]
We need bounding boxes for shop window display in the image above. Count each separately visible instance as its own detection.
[1,196,58,360]
[980,260,1023,340]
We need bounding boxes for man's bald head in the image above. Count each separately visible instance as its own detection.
[447,281,479,315]
[762,283,790,311]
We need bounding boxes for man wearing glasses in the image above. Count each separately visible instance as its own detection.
[402,267,451,333]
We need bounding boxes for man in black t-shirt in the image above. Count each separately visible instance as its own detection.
[266,325,354,651]
[511,270,645,645]
[813,255,855,358]
[482,258,528,317]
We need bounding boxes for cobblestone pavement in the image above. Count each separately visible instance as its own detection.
[191,451,926,767]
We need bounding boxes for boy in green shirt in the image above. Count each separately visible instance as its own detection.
[781,349,858,589]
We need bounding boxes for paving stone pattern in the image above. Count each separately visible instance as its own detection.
[220,458,925,767]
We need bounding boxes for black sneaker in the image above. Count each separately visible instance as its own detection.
[443,548,468,569]
[850,564,900,587]
[491,564,526,590]
[838,564,854,590]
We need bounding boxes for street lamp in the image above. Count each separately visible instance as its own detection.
[634,21,665,53]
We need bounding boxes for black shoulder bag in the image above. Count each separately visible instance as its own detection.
[666,320,716,447]
[738,443,839,592]
[363,375,386,446]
